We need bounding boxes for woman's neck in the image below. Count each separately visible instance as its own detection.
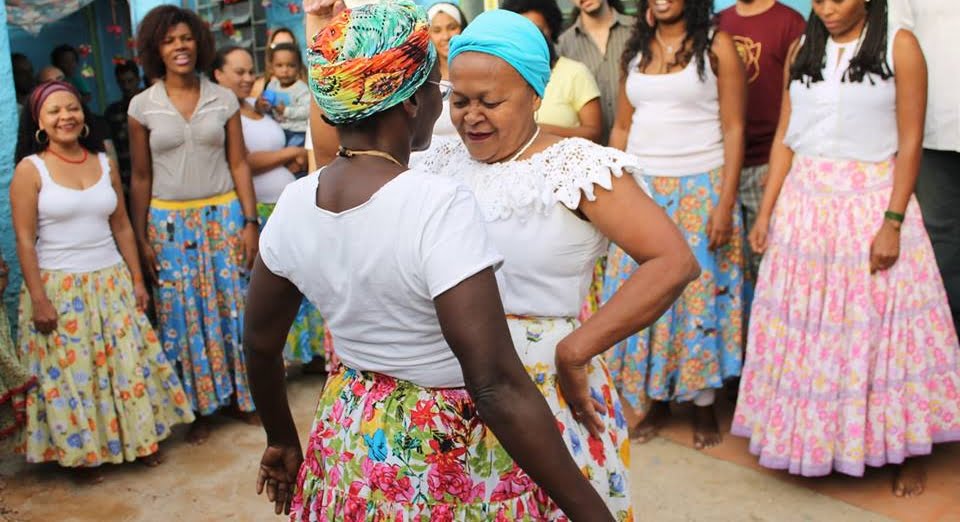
[46,139,84,156]
[339,133,411,167]
[657,19,687,39]
[164,72,199,90]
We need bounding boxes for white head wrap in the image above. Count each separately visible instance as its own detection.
[427,3,463,26]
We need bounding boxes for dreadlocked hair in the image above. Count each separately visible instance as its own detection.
[790,0,892,85]
[621,0,715,82]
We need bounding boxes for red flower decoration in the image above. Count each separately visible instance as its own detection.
[77,44,92,58]
[288,3,301,14]
[106,24,123,37]
[126,37,137,49]
[221,20,236,37]
[112,56,126,65]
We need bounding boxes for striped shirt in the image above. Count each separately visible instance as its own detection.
[557,13,635,144]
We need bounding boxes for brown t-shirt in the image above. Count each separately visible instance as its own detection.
[717,3,806,167]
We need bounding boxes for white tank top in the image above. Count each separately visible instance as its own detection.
[240,108,296,204]
[29,153,124,273]
[784,28,900,161]
[624,51,724,176]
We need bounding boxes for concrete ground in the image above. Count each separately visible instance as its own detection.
[0,373,906,521]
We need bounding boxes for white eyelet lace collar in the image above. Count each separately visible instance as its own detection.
[413,137,647,222]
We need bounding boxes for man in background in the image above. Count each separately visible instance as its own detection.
[557,0,632,144]
[104,60,143,199]
[891,0,960,332]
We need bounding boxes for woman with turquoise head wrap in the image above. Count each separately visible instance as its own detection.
[246,1,612,520]
[414,8,701,520]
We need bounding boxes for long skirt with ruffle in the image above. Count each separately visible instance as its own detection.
[603,168,745,415]
[291,317,634,521]
[257,202,330,366]
[0,303,35,451]
[17,264,194,467]
[731,156,960,476]
[149,192,253,415]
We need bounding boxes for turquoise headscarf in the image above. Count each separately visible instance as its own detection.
[447,9,550,97]
[307,0,437,125]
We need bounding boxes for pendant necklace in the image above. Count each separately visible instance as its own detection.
[506,126,542,162]
[337,147,404,167]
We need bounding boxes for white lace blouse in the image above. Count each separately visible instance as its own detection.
[414,137,646,318]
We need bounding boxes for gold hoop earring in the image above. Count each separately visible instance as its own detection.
[80,124,90,138]
[34,129,48,144]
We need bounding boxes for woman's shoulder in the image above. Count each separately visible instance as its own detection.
[533,138,647,209]
[556,56,592,76]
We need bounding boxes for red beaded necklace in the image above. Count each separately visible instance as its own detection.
[46,147,89,165]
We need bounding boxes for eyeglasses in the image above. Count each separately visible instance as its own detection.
[428,79,453,101]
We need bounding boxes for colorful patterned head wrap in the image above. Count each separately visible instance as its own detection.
[307,0,437,126]
[448,10,550,97]
[29,81,82,123]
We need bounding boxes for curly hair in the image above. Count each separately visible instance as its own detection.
[501,0,564,43]
[136,5,215,81]
[791,0,892,85]
[15,85,106,163]
[621,0,715,81]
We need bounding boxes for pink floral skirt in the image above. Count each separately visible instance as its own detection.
[731,156,960,477]
[291,367,565,521]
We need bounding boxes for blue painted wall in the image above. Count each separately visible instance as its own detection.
[131,0,179,29]
[8,0,135,113]
[0,1,20,324]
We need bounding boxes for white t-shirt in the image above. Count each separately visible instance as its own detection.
[414,137,646,317]
[241,109,296,204]
[259,168,503,388]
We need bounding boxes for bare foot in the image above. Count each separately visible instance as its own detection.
[302,357,327,375]
[138,452,164,467]
[692,405,722,450]
[187,417,212,445]
[71,467,105,484]
[629,401,670,444]
[222,404,261,426]
[893,459,926,497]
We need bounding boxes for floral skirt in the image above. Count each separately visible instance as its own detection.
[0,303,35,450]
[257,202,330,366]
[731,156,960,477]
[291,317,634,521]
[578,257,606,323]
[149,192,253,415]
[17,264,194,467]
[603,169,744,415]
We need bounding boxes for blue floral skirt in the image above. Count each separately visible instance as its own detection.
[603,169,744,415]
[148,192,253,415]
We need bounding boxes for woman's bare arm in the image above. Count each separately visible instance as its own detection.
[10,161,48,306]
[539,98,603,143]
[435,269,614,521]
[607,77,635,151]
